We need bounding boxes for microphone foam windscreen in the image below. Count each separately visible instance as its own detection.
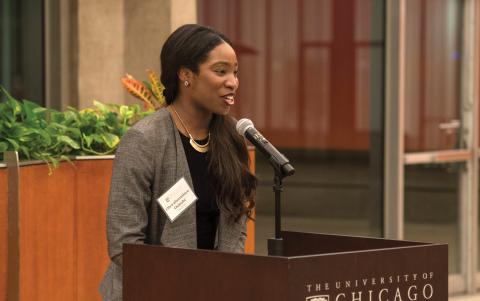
[236,118,254,136]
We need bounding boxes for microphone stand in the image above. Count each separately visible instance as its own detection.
[268,170,285,256]
[236,119,294,256]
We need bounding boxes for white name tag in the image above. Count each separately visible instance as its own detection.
[157,177,197,222]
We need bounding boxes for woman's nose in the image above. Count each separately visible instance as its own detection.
[225,74,238,90]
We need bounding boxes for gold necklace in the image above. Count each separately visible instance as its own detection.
[171,106,210,153]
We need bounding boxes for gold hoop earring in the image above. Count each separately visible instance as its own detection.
[184,80,189,87]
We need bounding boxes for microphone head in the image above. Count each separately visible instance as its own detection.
[236,118,254,136]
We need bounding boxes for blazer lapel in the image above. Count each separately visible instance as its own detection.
[163,112,197,248]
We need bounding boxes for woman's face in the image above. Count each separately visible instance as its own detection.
[188,42,239,115]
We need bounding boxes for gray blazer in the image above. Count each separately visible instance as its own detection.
[99,108,247,301]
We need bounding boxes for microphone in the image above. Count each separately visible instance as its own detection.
[236,119,295,177]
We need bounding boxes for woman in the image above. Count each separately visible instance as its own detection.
[99,24,256,300]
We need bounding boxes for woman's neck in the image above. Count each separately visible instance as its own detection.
[169,99,212,139]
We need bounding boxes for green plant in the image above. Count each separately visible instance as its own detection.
[64,100,150,156]
[0,86,152,173]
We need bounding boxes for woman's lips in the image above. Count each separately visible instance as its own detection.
[223,95,235,106]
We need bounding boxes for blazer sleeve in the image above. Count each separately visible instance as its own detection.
[218,214,248,253]
[237,215,248,253]
[106,128,154,266]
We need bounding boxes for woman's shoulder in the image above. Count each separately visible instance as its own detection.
[129,107,172,136]
[119,107,173,147]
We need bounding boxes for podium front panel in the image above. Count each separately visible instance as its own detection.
[123,231,448,301]
[282,232,448,301]
[123,244,289,301]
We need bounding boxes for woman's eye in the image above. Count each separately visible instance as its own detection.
[215,69,226,75]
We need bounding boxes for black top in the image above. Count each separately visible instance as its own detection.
[179,131,219,249]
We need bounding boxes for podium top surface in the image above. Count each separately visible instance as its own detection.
[280,231,436,258]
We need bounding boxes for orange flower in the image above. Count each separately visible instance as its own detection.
[146,69,166,107]
[121,74,155,110]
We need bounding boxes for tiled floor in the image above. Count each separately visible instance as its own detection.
[451,294,480,301]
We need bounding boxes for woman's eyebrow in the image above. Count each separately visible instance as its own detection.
[210,61,238,67]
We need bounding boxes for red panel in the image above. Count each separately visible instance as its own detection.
[198,0,377,151]
[328,0,356,149]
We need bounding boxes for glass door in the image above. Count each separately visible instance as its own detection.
[398,0,477,294]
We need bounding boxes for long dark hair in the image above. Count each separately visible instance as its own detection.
[160,24,256,222]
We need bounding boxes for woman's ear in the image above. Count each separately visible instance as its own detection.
[178,67,194,83]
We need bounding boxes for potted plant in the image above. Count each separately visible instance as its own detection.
[0,70,164,301]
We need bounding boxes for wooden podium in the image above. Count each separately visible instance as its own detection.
[123,231,448,301]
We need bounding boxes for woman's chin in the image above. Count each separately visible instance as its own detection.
[214,105,231,115]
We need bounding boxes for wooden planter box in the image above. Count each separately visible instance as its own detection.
[0,150,255,300]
